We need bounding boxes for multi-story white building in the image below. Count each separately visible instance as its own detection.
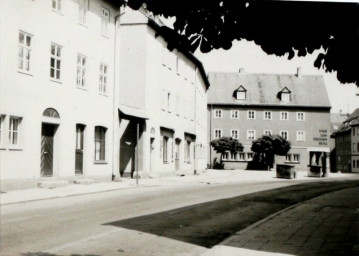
[0,1,209,190]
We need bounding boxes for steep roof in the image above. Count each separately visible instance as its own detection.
[331,108,359,137]
[207,73,331,108]
[344,108,359,123]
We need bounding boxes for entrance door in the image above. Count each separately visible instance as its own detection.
[150,138,155,172]
[41,124,55,176]
[75,124,85,175]
[175,139,181,171]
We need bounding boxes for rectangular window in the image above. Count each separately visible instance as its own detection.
[230,152,237,160]
[357,143,359,152]
[0,115,5,146]
[94,126,106,161]
[50,43,62,80]
[214,129,222,139]
[76,54,86,88]
[357,160,359,168]
[222,152,228,161]
[280,111,288,120]
[52,0,62,12]
[285,154,292,162]
[101,7,110,36]
[293,154,300,163]
[354,143,356,152]
[167,92,171,112]
[231,129,239,139]
[247,110,255,119]
[185,140,191,163]
[296,131,305,141]
[214,109,222,118]
[281,93,290,102]
[280,131,289,140]
[263,130,272,136]
[9,117,21,146]
[236,91,246,100]
[163,137,168,162]
[247,152,254,161]
[18,31,32,72]
[238,153,245,161]
[296,112,305,121]
[78,0,88,24]
[353,160,356,168]
[357,127,359,135]
[247,130,255,140]
[264,111,272,120]
[99,63,108,94]
[231,110,239,119]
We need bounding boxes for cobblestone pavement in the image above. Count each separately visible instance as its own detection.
[220,187,359,256]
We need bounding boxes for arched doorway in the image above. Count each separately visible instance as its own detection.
[41,108,60,177]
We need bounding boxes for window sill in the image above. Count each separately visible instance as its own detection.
[79,22,88,28]
[50,78,62,84]
[94,161,107,164]
[99,93,108,97]
[101,34,110,39]
[0,147,6,150]
[52,9,63,16]
[18,70,33,76]
[9,147,23,151]
[163,161,169,164]
[284,161,300,164]
[77,86,87,91]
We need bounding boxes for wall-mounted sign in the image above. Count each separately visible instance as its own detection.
[313,129,328,146]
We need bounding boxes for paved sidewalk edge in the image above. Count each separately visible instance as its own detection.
[0,184,159,206]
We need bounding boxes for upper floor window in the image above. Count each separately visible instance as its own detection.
[18,31,32,73]
[278,87,291,102]
[247,110,256,119]
[78,0,88,24]
[280,130,289,140]
[280,111,288,120]
[0,115,5,147]
[214,110,222,118]
[263,130,272,136]
[231,110,239,119]
[296,112,305,121]
[231,129,239,139]
[9,116,22,146]
[296,131,305,141]
[52,0,62,12]
[50,43,62,81]
[94,126,106,161]
[247,130,255,140]
[281,93,290,102]
[264,111,272,120]
[214,129,222,139]
[101,7,110,36]
[76,54,86,88]
[234,85,246,100]
[99,63,108,94]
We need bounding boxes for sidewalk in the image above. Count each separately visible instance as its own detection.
[1,170,358,205]
[202,186,359,256]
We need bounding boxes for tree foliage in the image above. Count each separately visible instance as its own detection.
[251,135,291,169]
[122,0,359,86]
[211,137,244,156]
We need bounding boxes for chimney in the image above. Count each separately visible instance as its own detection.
[296,67,302,78]
[239,68,245,73]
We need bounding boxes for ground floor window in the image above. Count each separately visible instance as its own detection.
[9,116,21,146]
[94,126,106,161]
[185,140,191,163]
[163,136,168,162]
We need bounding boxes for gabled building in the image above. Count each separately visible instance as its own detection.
[207,69,332,172]
[331,108,359,173]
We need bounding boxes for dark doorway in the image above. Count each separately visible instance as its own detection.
[75,124,85,175]
[41,124,56,176]
[150,137,155,172]
[175,139,181,171]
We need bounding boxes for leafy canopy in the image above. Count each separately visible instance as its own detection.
[211,137,244,155]
[251,135,291,156]
[122,0,359,86]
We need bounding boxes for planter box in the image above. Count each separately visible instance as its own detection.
[276,164,296,179]
[308,165,322,177]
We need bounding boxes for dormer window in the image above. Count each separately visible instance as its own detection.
[234,85,247,100]
[278,87,291,102]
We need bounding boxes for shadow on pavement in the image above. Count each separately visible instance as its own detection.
[104,180,359,249]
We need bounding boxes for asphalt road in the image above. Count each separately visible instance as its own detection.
[1,179,358,256]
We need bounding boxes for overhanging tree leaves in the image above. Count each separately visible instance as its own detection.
[210,137,244,165]
[251,135,291,170]
[121,0,359,86]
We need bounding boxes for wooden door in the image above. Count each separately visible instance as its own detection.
[75,124,85,175]
[41,124,55,176]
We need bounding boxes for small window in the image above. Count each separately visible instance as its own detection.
[43,108,60,118]
[9,116,22,146]
[296,112,305,121]
[18,31,32,72]
[247,110,255,119]
[247,152,254,161]
[280,111,288,120]
[357,143,359,152]
[50,43,62,80]
[263,130,272,136]
[94,126,106,161]
[76,54,86,88]
[185,140,191,163]
[247,130,255,140]
[214,129,222,139]
[296,131,305,141]
[231,129,239,139]
[52,0,62,12]
[354,143,356,152]
[78,0,88,24]
[0,115,5,147]
[264,111,272,120]
[281,92,290,102]
[222,152,228,161]
[214,110,222,118]
[99,63,108,94]
[280,131,289,140]
[163,136,168,162]
[231,110,239,119]
[293,154,300,163]
[167,92,171,112]
[101,7,110,36]
[353,160,356,168]
[236,91,246,100]
[285,154,292,162]
[238,153,245,161]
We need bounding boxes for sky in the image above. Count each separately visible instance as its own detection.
[195,40,359,114]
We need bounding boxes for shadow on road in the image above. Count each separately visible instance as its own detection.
[104,180,359,249]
